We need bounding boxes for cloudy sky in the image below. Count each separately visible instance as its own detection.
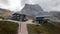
[0,0,60,12]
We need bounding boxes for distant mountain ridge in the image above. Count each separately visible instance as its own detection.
[0,8,13,17]
[50,11,60,20]
[0,8,11,14]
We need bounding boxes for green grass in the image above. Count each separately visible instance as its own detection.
[27,23,60,34]
[0,21,19,34]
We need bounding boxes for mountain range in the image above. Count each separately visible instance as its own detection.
[50,11,60,19]
[17,4,60,23]
[0,8,13,17]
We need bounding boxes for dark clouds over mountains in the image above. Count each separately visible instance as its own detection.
[0,0,60,11]
[22,0,60,11]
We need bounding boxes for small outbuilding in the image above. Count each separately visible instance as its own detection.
[32,16,50,24]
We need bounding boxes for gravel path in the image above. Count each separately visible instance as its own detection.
[20,22,28,34]
[5,20,36,34]
[20,20,37,34]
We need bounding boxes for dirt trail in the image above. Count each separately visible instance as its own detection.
[5,20,35,34]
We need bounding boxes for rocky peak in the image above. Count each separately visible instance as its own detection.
[19,4,45,17]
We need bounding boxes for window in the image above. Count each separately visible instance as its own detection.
[17,17,20,19]
[17,15,19,16]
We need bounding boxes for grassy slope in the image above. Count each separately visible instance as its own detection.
[0,21,19,34]
[27,23,60,34]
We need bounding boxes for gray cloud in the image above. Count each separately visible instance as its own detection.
[0,0,21,12]
[0,0,9,5]
[0,0,60,12]
[21,0,60,11]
